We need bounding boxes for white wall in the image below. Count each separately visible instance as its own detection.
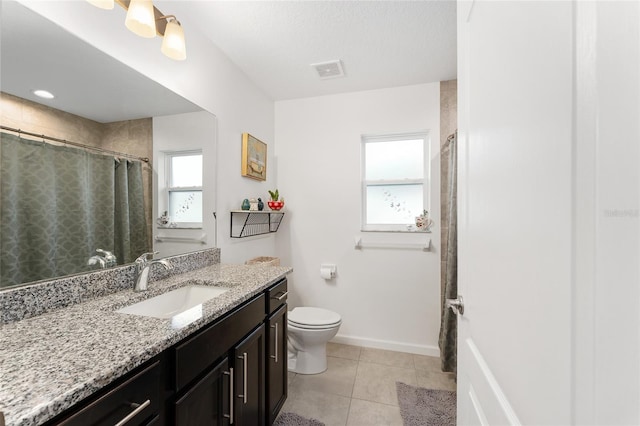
[20,0,279,265]
[275,83,441,355]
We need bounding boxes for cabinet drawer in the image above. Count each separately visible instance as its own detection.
[56,360,161,426]
[174,294,265,392]
[265,279,287,314]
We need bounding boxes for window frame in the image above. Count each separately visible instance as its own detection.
[164,149,203,228]
[360,132,430,232]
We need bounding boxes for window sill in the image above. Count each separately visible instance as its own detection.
[156,224,203,230]
[360,228,432,234]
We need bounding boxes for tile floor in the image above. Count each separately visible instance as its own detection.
[278,342,456,426]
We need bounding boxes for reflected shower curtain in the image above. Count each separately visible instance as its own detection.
[0,132,148,287]
[114,158,148,268]
[439,132,458,373]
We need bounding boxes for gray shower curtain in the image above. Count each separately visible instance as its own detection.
[0,132,148,287]
[439,132,458,373]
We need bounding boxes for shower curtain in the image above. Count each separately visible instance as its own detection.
[0,132,148,287]
[439,132,458,373]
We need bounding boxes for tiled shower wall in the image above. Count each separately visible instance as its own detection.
[0,92,154,245]
[440,80,457,305]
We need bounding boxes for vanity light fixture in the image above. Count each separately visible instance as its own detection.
[33,89,55,99]
[87,0,187,60]
[160,16,186,61]
[125,0,156,38]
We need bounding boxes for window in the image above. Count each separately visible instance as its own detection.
[165,150,203,227]
[361,132,428,231]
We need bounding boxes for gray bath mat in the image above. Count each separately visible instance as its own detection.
[274,412,325,426]
[396,382,456,426]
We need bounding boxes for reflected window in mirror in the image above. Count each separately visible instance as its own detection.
[161,150,203,228]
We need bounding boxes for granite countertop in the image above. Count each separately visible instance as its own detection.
[0,263,292,426]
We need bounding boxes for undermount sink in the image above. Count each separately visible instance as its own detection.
[116,285,229,325]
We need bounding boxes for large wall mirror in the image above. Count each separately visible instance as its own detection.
[0,1,217,290]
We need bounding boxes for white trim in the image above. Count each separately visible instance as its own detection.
[360,131,430,231]
[331,333,439,357]
[469,384,489,426]
[466,339,521,425]
[162,149,204,226]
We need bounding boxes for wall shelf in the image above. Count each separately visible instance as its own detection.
[230,210,285,238]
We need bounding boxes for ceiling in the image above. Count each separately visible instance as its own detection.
[0,1,201,123]
[0,1,457,123]
[164,1,458,101]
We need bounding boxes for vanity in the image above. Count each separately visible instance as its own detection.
[0,252,291,426]
[0,4,289,425]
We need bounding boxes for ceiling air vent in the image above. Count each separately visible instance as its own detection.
[311,60,345,80]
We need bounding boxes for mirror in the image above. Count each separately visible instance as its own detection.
[0,1,216,289]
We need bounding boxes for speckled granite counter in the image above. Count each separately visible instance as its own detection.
[0,263,292,426]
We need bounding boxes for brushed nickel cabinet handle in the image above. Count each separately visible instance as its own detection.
[237,353,248,404]
[270,323,279,363]
[272,291,288,301]
[114,399,151,426]
[224,367,234,424]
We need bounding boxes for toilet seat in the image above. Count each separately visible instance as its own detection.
[288,320,341,330]
[288,307,341,329]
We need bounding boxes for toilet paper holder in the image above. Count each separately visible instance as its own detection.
[320,264,337,279]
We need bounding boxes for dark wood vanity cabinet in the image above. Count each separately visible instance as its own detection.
[233,325,266,426]
[44,278,288,426]
[266,305,288,425]
[172,277,288,426]
[265,275,288,425]
[174,357,231,425]
[47,358,164,426]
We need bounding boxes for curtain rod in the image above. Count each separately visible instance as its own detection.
[0,125,150,163]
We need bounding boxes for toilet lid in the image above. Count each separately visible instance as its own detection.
[288,307,341,327]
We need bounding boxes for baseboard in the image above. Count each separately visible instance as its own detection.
[331,334,440,357]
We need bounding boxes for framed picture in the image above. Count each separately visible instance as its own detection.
[241,133,267,181]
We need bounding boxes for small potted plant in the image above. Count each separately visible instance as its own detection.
[267,189,285,211]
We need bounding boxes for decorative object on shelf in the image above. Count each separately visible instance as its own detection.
[268,200,284,211]
[249,198,259,211]
[258,198,264,211]
[268,189,285,211]
[245,256,280,267]
[241,199,250,210]
[241,133,267,181]
[415,210,434,231]
[157,211,170,226]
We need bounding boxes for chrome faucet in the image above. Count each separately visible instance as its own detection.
[87,248,117,269]
[95,249,117,268]
[134,251,173,292]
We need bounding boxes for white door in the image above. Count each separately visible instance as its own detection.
[456,1,575,424]
[456,1,640,425]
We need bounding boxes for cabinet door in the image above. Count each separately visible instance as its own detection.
[266,305,288,425]
[234,325,265,426]
[174,358,232,426]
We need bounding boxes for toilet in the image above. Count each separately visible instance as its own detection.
[287,307,342,374]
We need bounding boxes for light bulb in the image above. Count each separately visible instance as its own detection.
[125,0,156,38]
[161,19,187,60]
